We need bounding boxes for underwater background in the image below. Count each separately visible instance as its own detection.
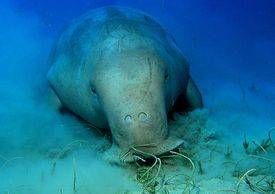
[0,0,274,193]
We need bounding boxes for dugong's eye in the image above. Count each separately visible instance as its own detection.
[91,87,97,95]
[164,71,169,81]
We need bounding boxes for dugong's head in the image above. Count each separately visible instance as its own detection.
[92,47,185,158]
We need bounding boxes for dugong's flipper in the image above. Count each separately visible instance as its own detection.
[186,77,203,109]
[172,77,203,113]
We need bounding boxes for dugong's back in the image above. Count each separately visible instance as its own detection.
[50,6,181,68]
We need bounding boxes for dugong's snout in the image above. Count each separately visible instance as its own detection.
[106,106,185,163]
[108,105,168,150]
[121,111,168,147]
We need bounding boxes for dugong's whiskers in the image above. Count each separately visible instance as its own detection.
[131,146,157,158]
[133,143,157,148]
[120,143,157,163]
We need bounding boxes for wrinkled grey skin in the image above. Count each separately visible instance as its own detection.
[47,6,202,161]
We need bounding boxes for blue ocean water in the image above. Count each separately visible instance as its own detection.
[0,0,274,193]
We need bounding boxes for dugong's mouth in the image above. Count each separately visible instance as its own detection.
[120,134,186,163]
[102,113,187,163]
[101,125,186,164]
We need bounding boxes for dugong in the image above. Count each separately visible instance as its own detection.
[47,6,202,162]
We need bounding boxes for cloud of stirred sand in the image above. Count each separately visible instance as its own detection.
[0,2,139,193]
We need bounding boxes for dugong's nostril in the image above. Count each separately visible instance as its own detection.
[124,115,132,124]
[138,112,148,122]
